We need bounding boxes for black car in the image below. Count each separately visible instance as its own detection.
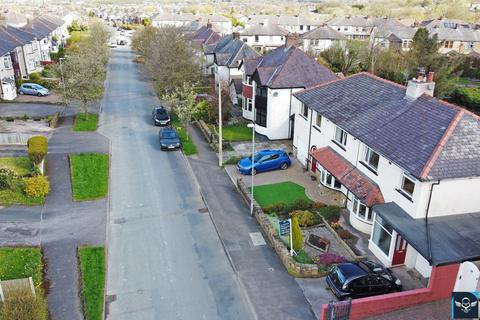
[326,260,402,300]
[152,106,171,126]
[159,127,180,150]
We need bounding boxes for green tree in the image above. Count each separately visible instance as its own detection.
[142,17,152,26]
[409,28,439,68]
[162,82,198,138]
[291,216,303,253]
[320,40,368,75]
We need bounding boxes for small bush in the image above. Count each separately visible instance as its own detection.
[330,221,342,230]
[224,156,243,165]
[313,253,346,267]
[27,136,48,166]
[0,288,48,320]
[289,198,312,211]
[312,201,326,209]
[291,216,303,252]
[290,210,316,227]
[263,203,287,215]
[24,176,50,198]
[0,168,18,190]
[337,229,354,240]
[319,205,341,223]
[29,72,41,82]
[293,250,314,264]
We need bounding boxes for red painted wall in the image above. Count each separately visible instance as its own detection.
[320,264,459,320]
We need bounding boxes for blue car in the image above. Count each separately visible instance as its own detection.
[237,149,291,175]
[18,83,49,96]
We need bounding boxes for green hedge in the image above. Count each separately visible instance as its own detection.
[27,136,48,166]
[452,87,480,110]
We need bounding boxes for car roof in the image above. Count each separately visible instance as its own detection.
[336,262,368,280]
[161,126,176,133]
[258,149,285,155]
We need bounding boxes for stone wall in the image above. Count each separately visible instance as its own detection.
[236,177,325,278]
[196,120,218,152]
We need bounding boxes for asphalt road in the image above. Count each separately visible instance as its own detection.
[100,47,252,319]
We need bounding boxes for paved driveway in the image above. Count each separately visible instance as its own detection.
[100,46,251,319]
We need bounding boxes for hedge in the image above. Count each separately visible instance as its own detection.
[27,136,48,166]
[452,87,480,110]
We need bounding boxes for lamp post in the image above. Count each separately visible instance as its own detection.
[58,57,67,108]
[247,122,255,216]
[218,80,223,167]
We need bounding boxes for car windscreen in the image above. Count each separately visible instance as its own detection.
[155,109,168,119]
[331,266,346,286]
[162,132,177,139]
[251,153,263,162]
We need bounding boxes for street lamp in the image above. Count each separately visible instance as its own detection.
[247,122,255,216]
[58,57,67,108]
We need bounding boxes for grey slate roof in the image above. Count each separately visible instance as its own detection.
[213,35,259,68]
[375,202,480,266]
[327,16,374,28]
[301,25,346,40]
[421,19,480,42]
[240,23,289,36]
[0,25,36,55]
[192,26,220,46]
[294,72,480,180]
[371,17,417,40]
[251,45,338,89]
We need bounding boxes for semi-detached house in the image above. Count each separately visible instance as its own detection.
[292,71,480,278]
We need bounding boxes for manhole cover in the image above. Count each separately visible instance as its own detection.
[249,232,266,246]
[114,218,126,224]
[198,208,208,213]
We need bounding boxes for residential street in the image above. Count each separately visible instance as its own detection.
[100,47,252,319]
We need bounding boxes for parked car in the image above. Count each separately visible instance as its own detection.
[18,83,49,96]
[109,42,117,48]
[117,39,127,45]
[237,149,291,175]
[152,106,171,126]
[326,260,402,300]
[159,127,180,150]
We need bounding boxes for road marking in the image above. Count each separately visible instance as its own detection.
[249,232,266,246]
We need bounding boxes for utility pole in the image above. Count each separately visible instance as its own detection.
[218,80,223,167]
[58,57,67,109]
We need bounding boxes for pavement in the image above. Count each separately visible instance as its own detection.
[0,110,109,319]
[365,298,450,320]
[101,46,251,319]
[188,124,317,320]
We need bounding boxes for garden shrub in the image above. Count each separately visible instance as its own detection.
[291,216,303,253]
[0,287,48,320]
[313,253,346,267]
[29,72,42,82]
[24,176,50,198]
[452,87,480,111]
[27,136,48,166]
[312,201,326,209]
[263,203,287,215]
[319,205,341,223]
[337,229,354,240]
[330,221,342,230]
[289,210,316,227]
[0,168,18,190]
[289,199,311,211]
[294,250,314,264]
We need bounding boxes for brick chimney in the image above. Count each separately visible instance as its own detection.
[285,33,300,47]
[406,69,435,99]
[206,19,212,29]
[232,32,240,39]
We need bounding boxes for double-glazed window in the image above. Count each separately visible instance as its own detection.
[244,98,252,111]
[315,113,322,128]
[301,104,309,118]
[3,56,11,69]
[352,195,372,222]
[401,172,415,197]
[443,41,454,48]
[254,35,259,42]
[371,214,393,256]
[334,126,347,147]
[255,103,267,127]
[363,146,380,171]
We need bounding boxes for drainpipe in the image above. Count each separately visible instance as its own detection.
[287,88,293,138]
[425,180,440,263]
[306,107,313,170]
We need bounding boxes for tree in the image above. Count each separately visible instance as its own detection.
[142,17,152,26]
[291,216,303,253]
[320,40,368,75]
[409,28,439,68]
[131,26,157,57]
[162,82,198,138]
[62,20,109,119]
[209,81,232,124]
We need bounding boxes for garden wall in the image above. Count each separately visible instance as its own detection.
[236,178,324,277]
[196,120,218,151]
[320,263,459,320]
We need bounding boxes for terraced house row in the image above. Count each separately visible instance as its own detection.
[192,25,480,281]
[0,15,68,100]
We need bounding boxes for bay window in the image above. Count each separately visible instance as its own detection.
[351,195,372,222]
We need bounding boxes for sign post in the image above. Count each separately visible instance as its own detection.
[279,218,293,256]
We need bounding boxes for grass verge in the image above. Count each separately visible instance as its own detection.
[0,157,33,176]
[70,153,109,201]
[211,124,253,142]
[73,113,98,131]
[78,246,105,320]
[171,117,198,155]
[252,181,311,207]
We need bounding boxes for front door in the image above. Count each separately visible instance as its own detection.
[392,234,407,266]
[311,160,316,173]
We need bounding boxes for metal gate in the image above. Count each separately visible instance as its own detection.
[326,300,351,320]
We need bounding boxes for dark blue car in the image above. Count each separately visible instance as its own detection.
[237,149,291,175]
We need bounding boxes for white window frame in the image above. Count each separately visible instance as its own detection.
[301,103,309,118]
[400,172,416,197]
[363,145,380,171]
[315,112,322,128]
[3,56,11,69]
[320,168,341,191]
[334,126,348,146]
[351,195,372,223]
[371,213,393,257]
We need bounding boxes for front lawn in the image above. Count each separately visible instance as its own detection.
[0,157,33,176]
[252,181,311,207]
[73,113,98,131]
[216,124,253,142]
[0,247,48,320]
[171,117,198,155]
[78,246,105,320]
[70,153,109,201]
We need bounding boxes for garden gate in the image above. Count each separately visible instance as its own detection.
[326,299,351,320]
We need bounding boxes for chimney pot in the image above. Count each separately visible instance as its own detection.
[285,33,300,47]
[232,32,240,39]
[427,71,434,82]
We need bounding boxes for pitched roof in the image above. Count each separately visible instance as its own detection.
[22,15,64,39]
[301,25,346,40]
[0,25,36,55]
[371,17,417,40]
[252,45,338,89]
[241,56,262,76]
[327,16,374,27]
[192,25,220,46]
[240,23,289,36]
[294,72,480,180]
[421,19,480,42]
[213,36,259,68]
[311,147,384,206]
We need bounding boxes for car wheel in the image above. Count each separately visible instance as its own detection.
[37,92,42,97]
[19,91,24,95]
[280,162,288,170]
[251,168,256,175]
